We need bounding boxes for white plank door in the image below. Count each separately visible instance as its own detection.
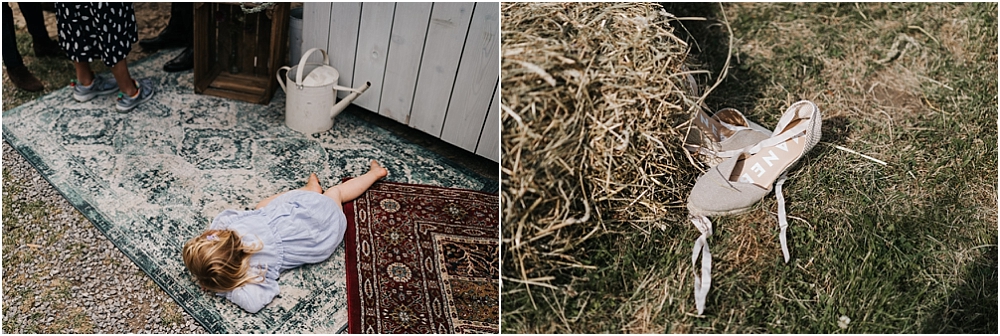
[407,2,475,137]
[439,3,500,152]
[301,3,332,65]
[378,2,433,124]
[351,3,395,111]
[324,2,362,99]
[475,80,500,159]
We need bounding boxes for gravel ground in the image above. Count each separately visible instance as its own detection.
[2,140,206,333]
[2,3,205,333]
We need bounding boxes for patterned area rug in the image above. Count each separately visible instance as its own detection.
[343,181,499,333]
[1,49,495,333]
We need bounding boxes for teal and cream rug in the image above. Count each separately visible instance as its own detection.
[1,49,496,333]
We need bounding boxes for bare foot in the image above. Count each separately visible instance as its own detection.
[369,160,388,179]
[304,173,323,193]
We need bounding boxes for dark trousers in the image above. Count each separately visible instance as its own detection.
[3,2,49,68]
[167,2,193,46]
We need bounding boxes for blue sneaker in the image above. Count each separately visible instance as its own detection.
[115,78,156,112]
[71,75,118,102]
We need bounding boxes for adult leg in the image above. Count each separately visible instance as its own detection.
[170,2,193,39]
[17,2,47,39]
[18,2,62,57]
[162,3,194,72]
[71,59,122,102]
[101,3,139,96]
[109,60,137,96]
[2,2,42,91]
[2,3,24,68]
[140,2,192,51]
[58,2,93,82]
[255,173,324,209]
[323,160,389,206]
[73,61,95,85]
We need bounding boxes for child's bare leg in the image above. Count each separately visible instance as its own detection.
[302,173,323,193]
[256,173,323,209]
[323,160,388,206]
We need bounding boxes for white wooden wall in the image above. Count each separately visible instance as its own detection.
[302,2,499,162]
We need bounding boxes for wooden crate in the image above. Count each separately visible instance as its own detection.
[193,2,290,105]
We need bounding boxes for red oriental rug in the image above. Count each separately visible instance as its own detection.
[343,181,499,334]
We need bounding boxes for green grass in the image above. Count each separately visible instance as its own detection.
[502,2,996,333]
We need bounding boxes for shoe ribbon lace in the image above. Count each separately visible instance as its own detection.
[689,214,713,315]
[688,154,800,316]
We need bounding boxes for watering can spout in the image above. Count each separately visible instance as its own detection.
[331,81,371,118]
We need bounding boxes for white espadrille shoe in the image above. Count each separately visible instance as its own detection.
[686,100,822,315]
[689,100,821,216]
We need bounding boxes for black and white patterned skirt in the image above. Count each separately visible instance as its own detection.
[56,2,137,67]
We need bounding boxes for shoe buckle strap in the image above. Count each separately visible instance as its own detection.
[745,121,810,155]
[712,122,810,159]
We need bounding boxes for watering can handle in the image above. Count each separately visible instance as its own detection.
[295,48,331,87]
[276,66,291,92]
[333,85,363,93]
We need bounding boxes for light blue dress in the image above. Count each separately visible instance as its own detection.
[208,190,347,313]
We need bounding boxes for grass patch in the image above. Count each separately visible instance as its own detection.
[502,2,996,333]
[160,303,185,326]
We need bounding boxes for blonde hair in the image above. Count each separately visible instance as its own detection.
[182,229,264,292]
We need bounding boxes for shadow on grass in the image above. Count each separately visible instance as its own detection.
[661,2,853,164]
[659,2,762,113]
[922,242,998,333]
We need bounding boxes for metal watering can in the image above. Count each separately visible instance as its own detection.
[277,48,370,134]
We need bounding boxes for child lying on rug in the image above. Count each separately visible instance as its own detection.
[182,160,388,313]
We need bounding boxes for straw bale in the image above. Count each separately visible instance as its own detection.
[501,3,704,288]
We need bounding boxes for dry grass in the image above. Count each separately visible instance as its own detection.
[500,3,705,326]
